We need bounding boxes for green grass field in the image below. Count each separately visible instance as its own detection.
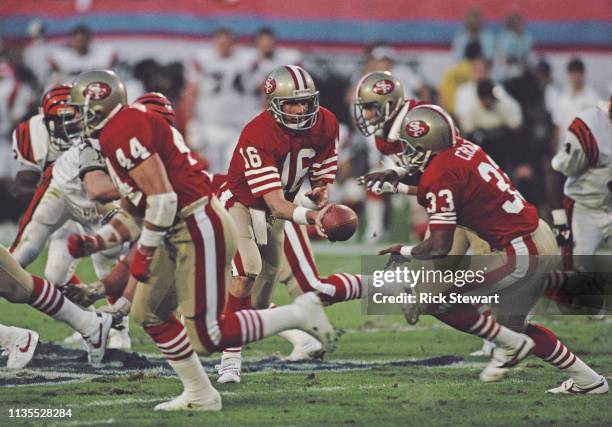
[0,251,611,427]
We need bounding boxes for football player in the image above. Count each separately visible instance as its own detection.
[65,69,335,411]
[10,84,83,287]
[355,71,494,356]
[550,96,611,317]
[215,64,352,381]
[379,105,608,394]
[551,96,611,268]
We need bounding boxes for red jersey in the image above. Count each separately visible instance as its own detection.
[226,107,338,210]
[417,139,539,249]
[99,107,211,211]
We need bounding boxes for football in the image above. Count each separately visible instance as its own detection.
[321,204,358,242]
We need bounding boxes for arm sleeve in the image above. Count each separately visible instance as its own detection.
[551,120,591,177]
[309,127,339,185]
[11,122,42,171]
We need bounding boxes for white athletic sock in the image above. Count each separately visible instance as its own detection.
[566,356,602,386]
[30,278,98,336]
[168,353,216,397]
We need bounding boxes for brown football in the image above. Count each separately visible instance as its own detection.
[321,204,358,242]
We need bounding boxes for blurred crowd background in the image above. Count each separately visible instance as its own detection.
[0,0,610,243]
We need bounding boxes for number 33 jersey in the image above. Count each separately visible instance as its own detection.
[99,107,211,210]
[417,139,539,250]
[226,107,339,210]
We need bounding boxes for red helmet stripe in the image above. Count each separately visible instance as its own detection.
[284,65,301,90]
[295,66,308,89]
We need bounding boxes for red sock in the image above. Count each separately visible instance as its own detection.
[318,273,363,304]
[435,304,501,341]
[218,310,262,350]
[30,276,65,316]
[223,293,251,315]
[144,315,194,361]
[525,323,576,369]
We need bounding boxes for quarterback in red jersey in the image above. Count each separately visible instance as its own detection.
[379,104,608,395]
[217,65,343,382]
[64,70,335,411]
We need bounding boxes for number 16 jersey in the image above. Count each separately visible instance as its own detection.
[417,139,539,250]
[226,108,338,211]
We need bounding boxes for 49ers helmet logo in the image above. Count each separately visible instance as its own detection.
[372,79,394,95]
[83,82,111,100]
[264,77,276,94]
[405,120,430,138]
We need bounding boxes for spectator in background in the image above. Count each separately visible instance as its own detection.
[451,8,495,62]
[494,13,534,81]
[47,25,117,85]
[535,59,560,118]
[460,78,523,171]
[439,40,483,115]
[454,56,490,127]
[22,19,50,91]
[247,27,302,108]
[186,27,257,172]
[552,58,601,141]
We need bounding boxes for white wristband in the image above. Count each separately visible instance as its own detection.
[292,206,311,225]
[551,209,568,226]
[138,227,166,247]
[400,245,414,258]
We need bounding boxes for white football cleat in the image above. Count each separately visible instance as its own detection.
[154,390,222,411]
[107,316,131,350]
[83,312,112,366]
[546,376,609,395]
[479,335,535,382]
[279,329,324,362]
[293,292,335,353]
[215,354,241,384]
[6,329,39,369]
[470,340,496,357]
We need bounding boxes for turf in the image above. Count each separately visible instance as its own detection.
[0,252,611,426]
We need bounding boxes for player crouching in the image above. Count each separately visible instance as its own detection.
[375,105,608,395]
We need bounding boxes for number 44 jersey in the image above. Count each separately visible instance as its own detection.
[99,107,211,210]
[225,107,339,210]
[417,139,539,250]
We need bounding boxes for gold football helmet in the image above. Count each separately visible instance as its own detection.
[353,71,404,136]
[264,65,319,130]
[65,69,127,137]
[398,104,457,174]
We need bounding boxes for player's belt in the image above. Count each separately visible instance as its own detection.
[179,196,210,218]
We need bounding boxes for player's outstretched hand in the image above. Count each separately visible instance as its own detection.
[379,245,413,269]
[305,186,329,208]
[313,203,332,239]
[358,170,400,195]
[67,234,102,258]
[130,245,155,282]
